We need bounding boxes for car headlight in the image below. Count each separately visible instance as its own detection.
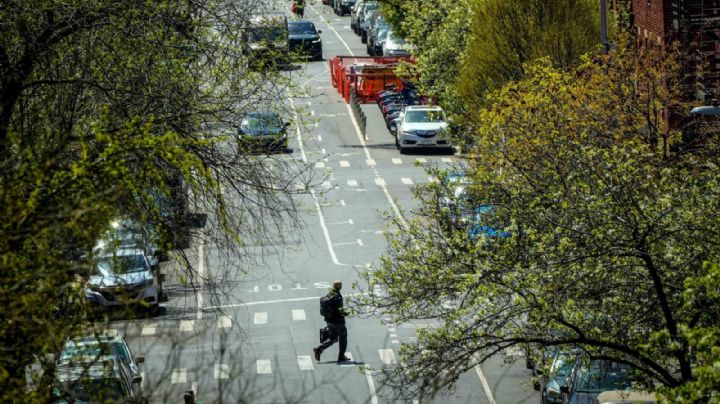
[402,130,415,136]
[312,39,321,44]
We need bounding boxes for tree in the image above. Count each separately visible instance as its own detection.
[0,0,313,399]
[356,45,720,400]
[458,0,602,111]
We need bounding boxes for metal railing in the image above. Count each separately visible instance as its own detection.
[349,87,367,140]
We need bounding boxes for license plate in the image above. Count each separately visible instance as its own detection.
[419,140,434,145]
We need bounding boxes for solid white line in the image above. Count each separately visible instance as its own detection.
[205,293,369,310]
[310,189,350,266]
[289,98,308,164]
[364,366,380,404]
[313,6,354,56]
[253,312,268,325]
[474,355,497,404]
[292,309,306,321]
[196,241,205,320]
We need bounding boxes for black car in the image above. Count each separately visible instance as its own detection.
[334,0,356,15]
[238,112,290,153]
[288,20,322,61]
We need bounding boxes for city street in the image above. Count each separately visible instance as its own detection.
[108,3,540,403]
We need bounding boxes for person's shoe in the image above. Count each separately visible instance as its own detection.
[337,355,351,363]
[313,348,321,362]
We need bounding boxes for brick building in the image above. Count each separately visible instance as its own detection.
[628,0,720,100]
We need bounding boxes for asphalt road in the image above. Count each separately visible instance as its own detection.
[107,3,541,403]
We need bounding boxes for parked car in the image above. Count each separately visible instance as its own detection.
[539,350,577,403]
[367,19,391,56]
[242,13,289,69]
[93,218,163,266]
[58,330,145,394]
[350,0,367,33]
[334,0,356,15]
[86,248,161,313]
[383,31,412,56]
[561,359,634,404]
[597,390,657,404]
[365,13,387,55]
[237,111,290,153]
[395,105,451,153]
[52,358,144,403]
[288,20,322,61]
[358,7,379,43]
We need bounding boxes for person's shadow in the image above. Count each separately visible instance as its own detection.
[317,360,365,366]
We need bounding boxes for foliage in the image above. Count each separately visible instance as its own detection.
[458,0,602,111]
[0,0,311,399]
[357,44,720,400]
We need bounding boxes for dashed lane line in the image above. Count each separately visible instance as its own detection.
[171,368,187,384]
[392,158,402,165]
[253,312,268,325]
[297,355,314,371]
[292,309,307,321]
[256,359,272,374]
[401,178,414,185]
[214,364,229,379]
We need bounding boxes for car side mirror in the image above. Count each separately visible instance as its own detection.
[134,356,145,364]
[132,375,142,384]
[284,122,291,128]
[560,384,569,394]
[317,30,322,34]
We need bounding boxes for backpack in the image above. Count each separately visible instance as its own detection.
[320,295,331,318]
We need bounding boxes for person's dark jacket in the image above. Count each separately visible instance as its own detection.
[324,288,345,324]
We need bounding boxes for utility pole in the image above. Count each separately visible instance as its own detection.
[600,0,610,54]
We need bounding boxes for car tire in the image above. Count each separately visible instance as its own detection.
[395,137,399,149]
[399,144,406,154]
[361,32,367,43]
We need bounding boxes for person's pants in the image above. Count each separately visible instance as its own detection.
[317,322,347,358]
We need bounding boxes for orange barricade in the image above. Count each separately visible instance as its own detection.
[329,56,413,103]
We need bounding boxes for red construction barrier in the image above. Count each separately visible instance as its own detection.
[329,56,413,103]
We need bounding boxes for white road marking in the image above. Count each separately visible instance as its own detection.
[322,180,332,190]
[311,110,315,116]
[474,354,497,404]
[379,349,397,365]
[214,363,229,379]
[315,161,325,168]
[442,157,453,163]
[391,340,400,344]
[401,177,414,185]
[357,238,364,246]
[179,320,194,333]
[347,179,358,187]
[141,324,157,336]
[318,135,323,142]
[217,315,232,329]
[321,148,326,154]
[292,309,306,321]
[297,355,314,371]
[171,368,187,384]
[256,359,272,374]
[388,327,396,333]
[339,160,350,167]
[428,176,437,183]
[366,159,376,166]
[196,240,206,320]
[416,158,427,163]
[392,158,403,165]
[340,352,354,367]
[340,199,346,206]
[374,178,386,186]
[310,190,350,266]
[363,365,380,404]
[389,334,398,338]
[253,312,268,325]
[192,382,198,397]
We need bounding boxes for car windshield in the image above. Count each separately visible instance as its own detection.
[575,363,632,393]
[248,27,285,42]
[405,110,445,123]
[364,2,378,12]
[241,114,281,131]
[55,378,125,402]
[388,33,407,45]
[95,254,147,275]
[551,353,574,378]
[61,342,130,363]
[289,22,316,35]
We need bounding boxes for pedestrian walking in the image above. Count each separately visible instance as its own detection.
[313,280,350,363]
[296,0,305,18]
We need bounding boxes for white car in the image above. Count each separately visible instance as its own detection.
[395,105,452,154]
[382,31,412,57]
